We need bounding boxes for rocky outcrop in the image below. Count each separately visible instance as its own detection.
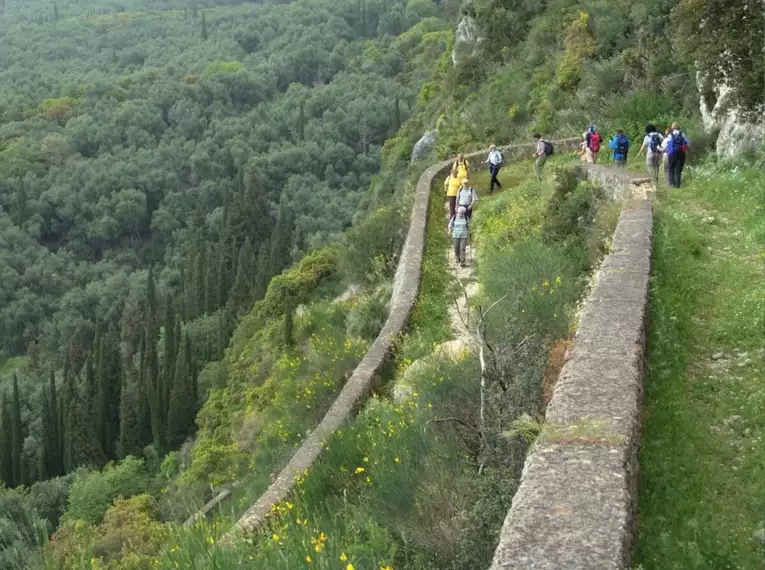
[452,15,481,66]
[411,130,437,163]
[698,72,765,158]
[489,166,654,570]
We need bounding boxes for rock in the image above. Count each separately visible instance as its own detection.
[334,283,361,303]
[753,529,765,544]
[411,130,437,163]
[452,15,481,66]
[712,351,724,360]
[295,304,308,317]
[698,71,765,158]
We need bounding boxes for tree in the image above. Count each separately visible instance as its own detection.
[118,368,141,459]
[253,242,271,301]
[283,296,295,347]
[63,354,106,472]
[162,294,177,422]
[53,3,59,20]
[269,196,294,277]
[201,11,208,40]
[136,332,153,450]
[145,269,164,453]
[0,397,13,486]
[48,371,62,476]
[40,373,62,479]
[96,327,121,459]
[229,237,254,315]
[166,334,196,448]
[11,374,23,487]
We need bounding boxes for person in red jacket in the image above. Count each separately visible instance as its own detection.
[584,124,602,164]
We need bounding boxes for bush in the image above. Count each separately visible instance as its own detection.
[346,285,391,340]
[27,473,76,531]
[342,204,407,285]
[62,457,153,526]
[0,486,46,569]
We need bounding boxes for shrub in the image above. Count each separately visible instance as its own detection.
[342,204,407,285]
[346,285,391,341]
[62,457,153,526]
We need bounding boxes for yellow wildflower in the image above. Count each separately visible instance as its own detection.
[272,533,280,541]
[347,565,355,570]
[394,456,400,463]
[355,466,365,474]
[306,555,313,564]
[340,552,348,562]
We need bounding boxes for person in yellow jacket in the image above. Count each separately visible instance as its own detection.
[452,153,469,180]
[444,167,462,217]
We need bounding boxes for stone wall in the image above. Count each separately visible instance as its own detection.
[489,165,654,570]
[226,139,581,537]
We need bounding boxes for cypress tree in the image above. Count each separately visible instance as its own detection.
[297,100,306,140]
[145,267,164,452]
[53,3,59,20]
[96,328,121,459]
[117,368,141,459]
[193,251,206,318]
[48,371,62,476]
[201,11,207,40]
[162,294,177,422]
[269,196,293,278]
[253,242,271,301]
[393,95,401,131]
[179,266,188,322]
[11,374,23,487]
[85,352,97,416]
[39,386,52,480]
[229,237,254,315]
[166,334,195,448]
[284,297,295,347]
[136,332,153,450]
[0,397,13,485]
[204,244,217,314]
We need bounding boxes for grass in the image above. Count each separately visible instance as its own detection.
[634,160,765,570]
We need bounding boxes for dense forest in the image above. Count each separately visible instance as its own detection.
[1,0,762,566]
[0,0,453,485]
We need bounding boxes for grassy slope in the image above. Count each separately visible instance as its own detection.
[634,162,765,569]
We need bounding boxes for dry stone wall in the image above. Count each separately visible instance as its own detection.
[489,165,654,570]
[227,138,581,536]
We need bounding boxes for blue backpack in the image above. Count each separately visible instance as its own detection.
[666,132,688,156]
[615,134,629,157]
[648,133,663,154]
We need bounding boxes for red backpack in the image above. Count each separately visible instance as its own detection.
[589,132,601,152]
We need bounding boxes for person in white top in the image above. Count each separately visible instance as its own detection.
[637,123,664,182]
[484,144,503,194]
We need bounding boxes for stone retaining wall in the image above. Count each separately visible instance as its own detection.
[489,165,654,570]
[227,139,581,536]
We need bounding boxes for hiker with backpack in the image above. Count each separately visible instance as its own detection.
[448,206,470,268]
[456,178,478,220]
[637,124,664,182]
[609,129,630,167]
[533,134,553,180]
[452,153,469,180]
[484,144,503,194]
[444,167,462,218]
[585,124,602,163]
[664,122,690,188]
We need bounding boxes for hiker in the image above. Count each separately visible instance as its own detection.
[456,178,478,220]
[609,129,630,167]
[660,127,671,184]
[444,167,462,217]
[533,133,553,179]
[452,153,469,179]
[637,124,664,182]
[484,144,503,193]
[664,122,690,188]
[585,124,602,163]
[579,132,591,162]
[448,206,470,268]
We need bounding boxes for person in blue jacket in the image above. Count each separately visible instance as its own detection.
[609,129,630,167]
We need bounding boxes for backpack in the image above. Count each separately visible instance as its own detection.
[543,141,554,156]
[648,133,662,154]
[667,132,688,156]
[589,132,601,152]
[615,134,629,156]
